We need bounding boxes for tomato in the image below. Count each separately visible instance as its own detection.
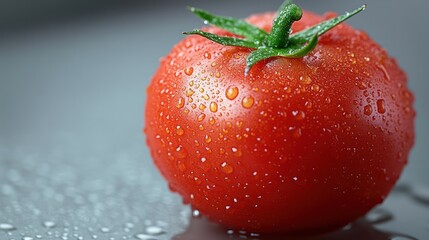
[144,2,414,234]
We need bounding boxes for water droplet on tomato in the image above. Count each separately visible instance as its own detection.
[225,86,239,100]
[300,75,312,85]
[176,97,185,109]
[221,162,234,174]
[209,102,218,112]
[311,84,320,92]
[325,97,331,104]
[242,96,254,109]
[292,110,306,120]
[377,99,386,114]
[231,147,242,157]
[204,135,212,143]
[364,105,373,116]
[186,89,195,97]
[199,104,206,111]
[203,94,210,100]
[357,81,368,90]
[292,127,302,139]
[197,113,206,122]
[209,117,215,125]
[219,148,226,154]
[204,52,211,59]
[176,126,184,136]
[184,67,194,76]
[175,145,188,159]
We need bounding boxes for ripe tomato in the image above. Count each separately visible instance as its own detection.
[144,3,414,234]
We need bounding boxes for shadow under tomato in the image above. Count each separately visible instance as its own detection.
[172,213,417,240]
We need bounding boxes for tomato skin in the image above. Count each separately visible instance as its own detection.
[144,10,415,233]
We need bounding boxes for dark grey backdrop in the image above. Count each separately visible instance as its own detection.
[0,1,428,239]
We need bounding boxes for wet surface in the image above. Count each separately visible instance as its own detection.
[1,144,428,239]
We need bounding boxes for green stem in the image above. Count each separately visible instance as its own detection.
[265,4,302,48]
[185,0,366,75]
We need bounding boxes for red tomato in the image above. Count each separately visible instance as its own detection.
[144,8,414,233]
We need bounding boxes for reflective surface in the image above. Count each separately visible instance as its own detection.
[0,1,428,239]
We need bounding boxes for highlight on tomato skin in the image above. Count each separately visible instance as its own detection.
[144,1,415,234]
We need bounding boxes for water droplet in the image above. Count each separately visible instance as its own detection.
[186,89,195,97]
[125,223,135,228]
[390,236,418,240]
[0,223,15,231]
[219,148,226,154]
[311,84,320,92]
[42,221,56,228]
[221,162,234,174]
[197,113,206,122]
[366,208,393,224]
[198,104,206,111]
[300,75,312,85]
[176,97,185,109]
[145,226,165,236]
[204,52,211,59]
[175,145,188,159]
[23,237,34,240]
[209,117,215,125]
[203,94,210,100]
[225,86,239,100]
[242,96,254,109]
[364,105,373,116]
[231,147,242,157]
[204,135,212,143]
[292,127,302,139]
[176,126,184,136]
[209,102,218,112]
[411,185,429,204]
[292,110,305,120]
[184,67,194,76]
[134,233,157,240]
[325,97,331,104]
[192,209,201,217]
[377,99,386,114]
[357,81,368,90]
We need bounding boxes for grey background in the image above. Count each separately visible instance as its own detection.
[0,0,428,239]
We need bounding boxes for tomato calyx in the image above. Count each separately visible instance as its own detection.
[184,1,366,74]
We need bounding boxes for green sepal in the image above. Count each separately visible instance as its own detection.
[183,30,259,48]
[245,34,318,74]
[290,5,367,44]
[188,7,268,42]
[184,1,366,75]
